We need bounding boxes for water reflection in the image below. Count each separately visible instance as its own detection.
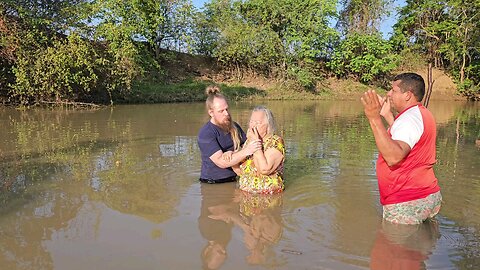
[370,220,440,270]
[198,183,235,270]
[0,101,478,269]
[201,184,284,268]
[234,192,283,265]
[0,180,86,270]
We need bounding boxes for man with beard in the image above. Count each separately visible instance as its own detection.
[198,86,262,184]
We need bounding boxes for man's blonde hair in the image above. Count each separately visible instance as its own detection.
[205,85,241,151]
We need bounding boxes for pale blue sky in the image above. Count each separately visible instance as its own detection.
[191,0,405,39]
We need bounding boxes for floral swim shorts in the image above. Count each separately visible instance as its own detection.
[383,191,442,225]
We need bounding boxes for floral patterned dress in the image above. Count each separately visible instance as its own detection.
[238,135,285,194]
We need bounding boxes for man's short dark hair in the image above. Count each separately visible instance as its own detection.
[393,73,425,102]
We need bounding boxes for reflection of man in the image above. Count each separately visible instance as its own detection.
[370,221,440,270]
[361,73,442,224]
[198,86,260,183]
[198,183,236,270]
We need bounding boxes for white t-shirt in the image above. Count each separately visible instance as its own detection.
[390,105,424,149]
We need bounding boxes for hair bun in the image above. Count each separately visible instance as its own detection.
[205,85,221,96]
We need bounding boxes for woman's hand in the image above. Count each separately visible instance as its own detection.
[247,126,262,141]
[246,127,255,141]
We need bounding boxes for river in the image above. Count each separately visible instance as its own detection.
[0,100,478,269]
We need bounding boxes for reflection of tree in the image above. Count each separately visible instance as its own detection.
[0,183,85,270]
[0,108,115,205]
[0,100,476,269]
[96,171,186,224]
[91,136,198,224]
[0,104,200,224]
[0,108,107,269]
[370,221,440,270]
[208,190,283,266]
[283,101,374,177]
[435,105,480,228]
[0,104,203,268]
[272,100,378,213]
[320,109,381,256]
[434,105,480,268]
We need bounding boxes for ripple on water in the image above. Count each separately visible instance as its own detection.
[432,216,480,268]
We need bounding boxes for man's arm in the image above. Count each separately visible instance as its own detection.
[361,90,410,166]
[209,140,261,169]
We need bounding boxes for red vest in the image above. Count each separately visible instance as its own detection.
[376,104,440,205]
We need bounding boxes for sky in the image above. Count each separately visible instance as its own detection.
[191,0,406,39]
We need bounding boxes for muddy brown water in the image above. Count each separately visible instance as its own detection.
[0,100,478,269]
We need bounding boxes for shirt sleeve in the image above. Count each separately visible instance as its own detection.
[390,108,424,149]
[198,126,222,158]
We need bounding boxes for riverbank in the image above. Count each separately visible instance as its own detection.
[120,51,462,104]
[122,75,461,104]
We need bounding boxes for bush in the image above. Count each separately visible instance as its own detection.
[458,78,480,101]
[328,33,399,83]
[12,34,100,105]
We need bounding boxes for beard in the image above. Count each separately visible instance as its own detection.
[217,116,232,132]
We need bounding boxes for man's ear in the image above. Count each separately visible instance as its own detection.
[405,90,413,101]
[208,109,214,117]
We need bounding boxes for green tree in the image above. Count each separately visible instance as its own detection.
[190,9,219,56]
[444,0,480,99]
[392,0,480,100]
[204,0,338,88]
[337,0,391,35]
[2,0,90,34]
[328,33,399,82]
[392,0,450,67]
[0,0,105,105]
[12,33,102,104]
[93,0,195,56]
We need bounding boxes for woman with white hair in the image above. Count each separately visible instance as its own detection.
[232,106,285,194]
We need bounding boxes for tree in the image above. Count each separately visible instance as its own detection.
[0,0,103,105]
[203,0,338,87]
[392,0,480,100]
[2,0,90,34]
[337,0,391,35]
[93,0,195,57]
[12,33,101,104]
[190,9,219,56]
[392,0,450,67]
[328,33,398,82]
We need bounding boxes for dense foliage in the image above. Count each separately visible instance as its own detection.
[328,33,399,82]
[392,0,480,100]
[0,0,479,105]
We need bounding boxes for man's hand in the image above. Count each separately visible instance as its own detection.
[244,139,262,156]
[361,90,383,120]
[222,151,233,162]
[361,90,410,166]
[379,95,394,126]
